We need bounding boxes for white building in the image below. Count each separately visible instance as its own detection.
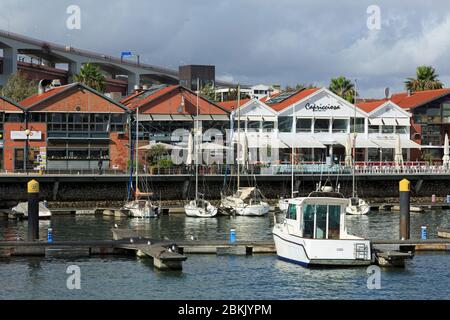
[225,87,420,164]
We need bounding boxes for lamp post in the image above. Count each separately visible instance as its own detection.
[24,128,31,175]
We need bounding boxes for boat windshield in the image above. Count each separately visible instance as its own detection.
[302,204,342,240]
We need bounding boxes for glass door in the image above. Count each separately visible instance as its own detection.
[14,149,24,171]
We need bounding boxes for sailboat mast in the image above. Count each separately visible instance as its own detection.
[135,106,139,200]
[291,104,295,199]
[237,84,241,191]
[195,78,200,201]
[352,79,357,198]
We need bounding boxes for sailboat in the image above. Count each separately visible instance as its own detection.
[346,85,370,216]
[184,80,218,218]
[220,84,270,217]
[278,102,299,212]
[122,106,160,219]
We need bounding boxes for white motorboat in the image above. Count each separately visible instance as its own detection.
[123,199,159,218]
[185,199,218,218]
[11,202,52,219]
[346,197,371,215]
[221,187,270,217]
[273,190,373,267]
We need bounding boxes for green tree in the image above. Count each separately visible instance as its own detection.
[147,145,169,166]
[74,63,106,92]
[1,72,37,102]
[200,83,218,102]
[329,76,357,103]
[284,83,315,92]
[405,65,444,92]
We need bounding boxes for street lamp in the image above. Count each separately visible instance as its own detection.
[24,129,31,175]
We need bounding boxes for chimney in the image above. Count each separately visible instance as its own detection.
[134,85,142,94]
[38,79,52,95]
[142,84,149,91]
[51,79,62,88]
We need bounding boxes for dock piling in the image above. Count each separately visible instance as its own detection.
[399,179,411,240]
[27,180,40,241]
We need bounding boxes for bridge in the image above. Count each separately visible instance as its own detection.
[0,29,235,93]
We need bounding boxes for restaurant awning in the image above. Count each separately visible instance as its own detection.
[151,115,172,121]
[383,118,397,126]
[236,133,289,149]
[334,136,380,148]
[370,138,422,149]
[396,118,411,126]
[211,115,229,121]
[278,134,326,148]
[171,115,193,121]
[369,118,383,125]
[247,116,263,121]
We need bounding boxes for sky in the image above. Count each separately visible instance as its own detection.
[1,0,450,98]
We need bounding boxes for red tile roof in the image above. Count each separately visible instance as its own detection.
[358,88,450,112]
[128,85,228,115]
[1,96,24,112]
[217,99,251,111]
[20,83,76,108]
[356,99,388,113]
[266,88,321,111]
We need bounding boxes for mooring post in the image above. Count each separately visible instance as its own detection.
[28,179,40,241]
[399,179,410,240]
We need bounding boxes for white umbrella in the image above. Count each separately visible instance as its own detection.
[345,133,352,167]
[186,132,194,165]
[443,133,450,168]
[199,142,229,150]
[394,134,404,168]
[139,142,182,150]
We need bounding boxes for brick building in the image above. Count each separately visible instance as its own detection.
[0,82,131,172]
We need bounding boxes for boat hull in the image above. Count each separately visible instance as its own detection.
[11,202,52,219]
[235,202,270,216]
[273,228,372,267]
[122,201,159,218]
[184,201,218,218]
[346,199,370,215]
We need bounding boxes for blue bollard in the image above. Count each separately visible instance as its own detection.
[421,226,427,240]
[230,229,236,244]
[47,228,53,243]
[447,195,450,204]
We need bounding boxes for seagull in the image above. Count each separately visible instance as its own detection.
[147,241,152,245]
[190,235,197,241]
[130,238,134,244]
[114,224,119,229]
[164,236,170,241]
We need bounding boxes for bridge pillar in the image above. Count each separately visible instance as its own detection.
[0,47,17,85]
[127,73,140,94]
[68,61,81,83]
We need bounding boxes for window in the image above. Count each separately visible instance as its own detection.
[302,205,315,239]
[296,118,312,132]
[443,103,450,123]
[278,117,293,133]
[262,121,275,132]
[314,119,330,133]
[382,126,394,134]
[332,119,348,133]
[369,125,380,134]
[396,126,407,134]
[247,121,261,130]
[286,204,297,220]
[350,118,365,133]
[315,205,327,239]
[328,205,341,240]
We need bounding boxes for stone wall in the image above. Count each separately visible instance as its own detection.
[1,177,450,208]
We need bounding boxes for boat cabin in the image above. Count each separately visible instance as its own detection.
[284,197,352,240]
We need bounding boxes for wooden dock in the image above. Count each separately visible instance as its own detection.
[437,227,450,239]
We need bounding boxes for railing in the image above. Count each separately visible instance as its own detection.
[1,162,450,176]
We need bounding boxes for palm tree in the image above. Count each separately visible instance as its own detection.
[74,63,106,92]
[405,66,444,92]
[329,76,357,102]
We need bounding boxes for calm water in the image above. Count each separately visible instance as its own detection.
[0,210,449,300]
